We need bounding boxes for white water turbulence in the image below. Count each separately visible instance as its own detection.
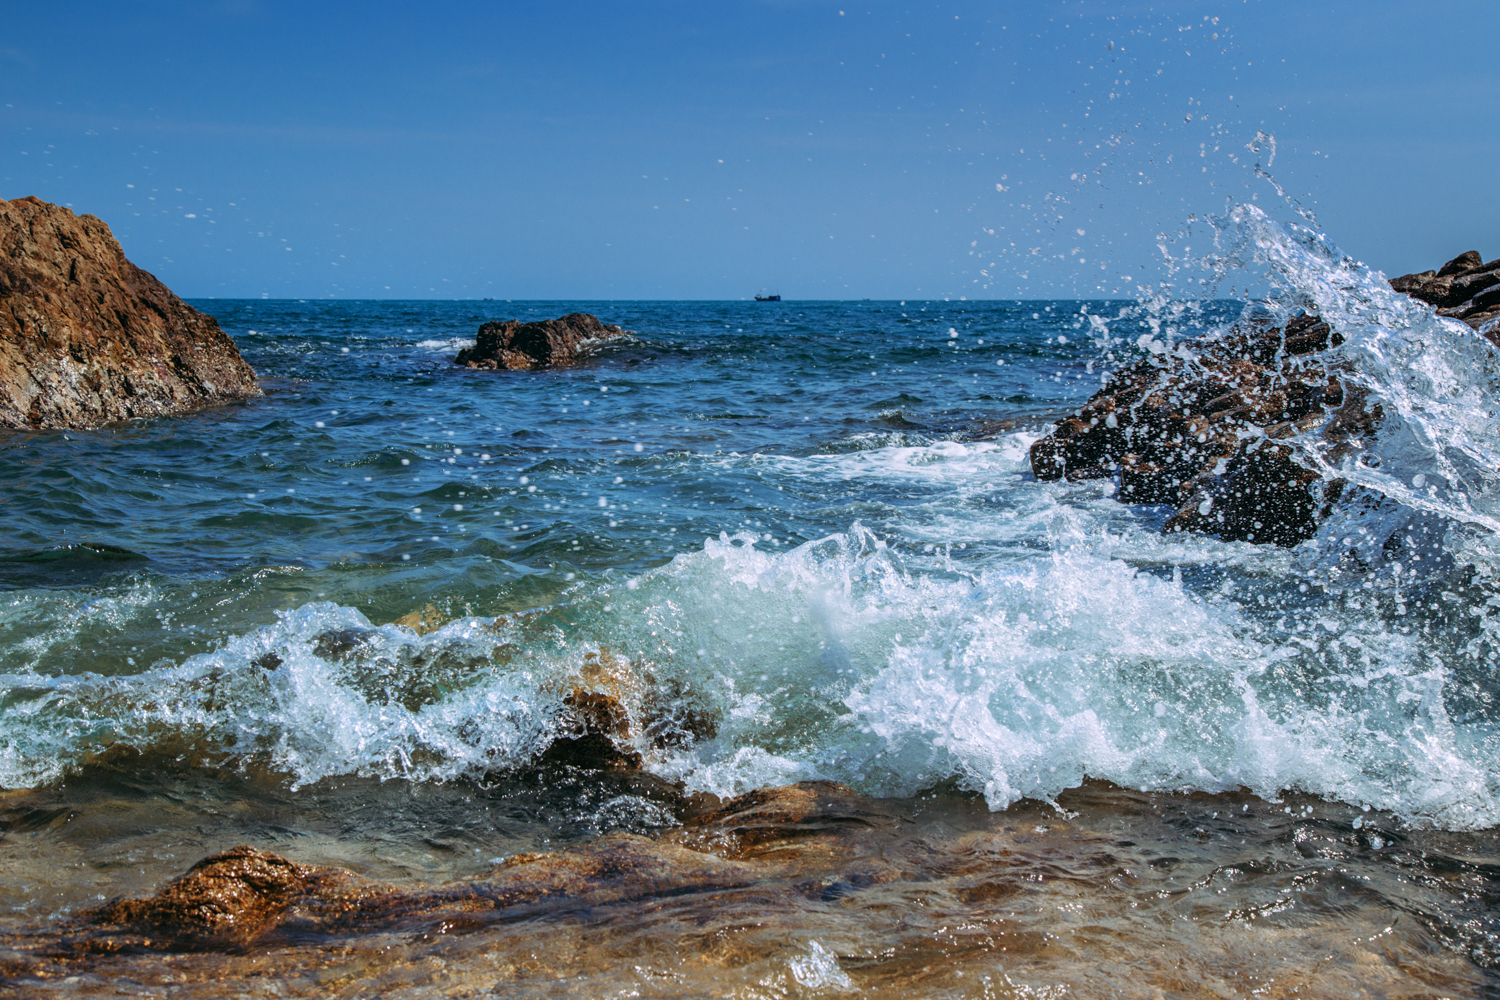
[2,429,1498,832]
[1197,203,1500,537]
[6,231,1500,833]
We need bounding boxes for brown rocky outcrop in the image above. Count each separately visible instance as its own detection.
[0,196,259,430]
[1389,250,1500,335]
[455,312,629,370]
[1027,250,1500,546]
[1029,313,1364,545]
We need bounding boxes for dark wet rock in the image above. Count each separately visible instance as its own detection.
[1451,267,1500,301]
[1436,250,1483,277]
[454,312,629,370]
[1389,270,1458,307]
[542,688,644,769]
[539,646,717,770]
[1469,307,1500,333]
[1029,312,1371,546]
[1438,281,1500,322]
[0,196,259,430]
[1030,249,1500,546]
[1390,253,1500,328]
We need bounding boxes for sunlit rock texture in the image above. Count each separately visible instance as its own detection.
[0,196,260,430]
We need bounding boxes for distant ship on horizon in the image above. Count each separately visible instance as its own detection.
[754,289,781,302]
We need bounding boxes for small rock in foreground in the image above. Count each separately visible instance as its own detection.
[455,312,630,370]
[0,196,259,430]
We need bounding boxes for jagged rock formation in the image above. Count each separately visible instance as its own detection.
[1027,249,1495,546]
[1029,314,1366,545]
[1391,250,1500,334]
[455,312,629,370]
[0,196,259,430]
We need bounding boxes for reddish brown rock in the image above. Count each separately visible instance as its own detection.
[85,845,371,949]
[455,312,629,370]
[0,196,259,430]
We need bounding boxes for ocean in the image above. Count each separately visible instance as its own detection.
[2,207,1499,997]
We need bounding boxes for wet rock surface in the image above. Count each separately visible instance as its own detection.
[454,312,629,370]
[83,846,372,951]
[2,780,1491,998]
[23,782,884,962]
[0,196,260,430]
[1030,312,1368,545]
[1029,250,1498,545]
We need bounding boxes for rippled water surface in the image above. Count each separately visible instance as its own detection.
[3,264,1500,996]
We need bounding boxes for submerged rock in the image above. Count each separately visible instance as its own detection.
[5,783,1485,997]
[69,784,883,954]
[0,196,259,430]
[85,845,371,949]
[454,312,629,370]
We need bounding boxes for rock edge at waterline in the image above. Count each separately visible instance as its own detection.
[0,196,260,430]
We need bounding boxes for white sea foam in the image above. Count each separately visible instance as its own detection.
[415,337,476,351]
[5,419,1495,827]
[1197,203,1500,541]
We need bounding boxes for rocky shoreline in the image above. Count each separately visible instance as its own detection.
[0,197,259,431]
[1028,250,1499,545]
[0,770,1483,998]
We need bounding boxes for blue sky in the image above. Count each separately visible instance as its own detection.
[2,1,1496,299]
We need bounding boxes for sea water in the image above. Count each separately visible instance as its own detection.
[2,206,1499,996]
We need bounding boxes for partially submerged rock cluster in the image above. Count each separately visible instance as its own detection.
[455,312,629,370]
[0,196,259,430]
[1028,250,1495,546]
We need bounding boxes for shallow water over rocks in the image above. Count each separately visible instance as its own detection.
[2,771,1496,997]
